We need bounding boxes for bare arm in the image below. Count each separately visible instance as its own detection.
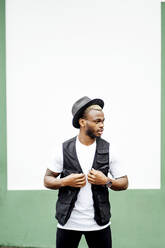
[87,168,128,191]
[44,169,62,190]
[44,168,86,190]
[109,175,128,191]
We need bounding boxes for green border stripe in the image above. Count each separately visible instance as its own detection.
[0,0,7,193]
[161,2,165,189]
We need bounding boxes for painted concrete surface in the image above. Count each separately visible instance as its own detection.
[0,1,165,248]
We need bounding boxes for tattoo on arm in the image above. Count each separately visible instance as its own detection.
[45,169,60,178]
[115,175,127,180]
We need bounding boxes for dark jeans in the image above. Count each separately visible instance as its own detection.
[56,225,112,248]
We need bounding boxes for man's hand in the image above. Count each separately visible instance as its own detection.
[62,173,86,188]
[44,169,86,189]
[87,168,108,185]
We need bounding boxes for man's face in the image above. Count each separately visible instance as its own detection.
[84,109,105,139]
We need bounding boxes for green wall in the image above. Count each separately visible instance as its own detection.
[0,1,165,247]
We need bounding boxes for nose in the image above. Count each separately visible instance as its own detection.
[100,121,104,128]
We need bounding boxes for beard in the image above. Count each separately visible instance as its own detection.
[85,127,97,139]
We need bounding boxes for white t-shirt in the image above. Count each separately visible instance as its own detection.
[47,137,126,231]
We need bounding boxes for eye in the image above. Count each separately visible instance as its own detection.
[94,119,105,124]
[95,120,101,124]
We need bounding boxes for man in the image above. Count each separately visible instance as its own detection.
[44,96,128,248]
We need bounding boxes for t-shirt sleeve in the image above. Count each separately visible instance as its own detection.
[109,144,127,179]
[47,144,63,173]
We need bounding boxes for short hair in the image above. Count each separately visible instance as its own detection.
[82,104,102,119]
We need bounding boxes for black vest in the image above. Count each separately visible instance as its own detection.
[56,136,111,226]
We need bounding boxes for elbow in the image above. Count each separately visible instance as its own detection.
[43,176,59,190]
[44,182,48,189]
[43,181,48,189]
[43,177,50,189]
[118,184,128,191]
[123,184,128,190]
[118,176,128,191]
[123,177,129,190]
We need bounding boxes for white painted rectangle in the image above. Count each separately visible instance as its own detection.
[6,0,160,190]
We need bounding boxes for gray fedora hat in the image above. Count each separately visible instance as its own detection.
[72,96,104,128]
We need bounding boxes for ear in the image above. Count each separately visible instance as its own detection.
[79,118,86,128]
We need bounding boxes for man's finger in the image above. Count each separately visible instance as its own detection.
[88,171,93,175]
[76,178,86,183]
[88,173,95,178]
[88,178,94,184]
[76,181,86,187]
[88,172,95,177]
[74,173,86,178]
[89,169,96,175]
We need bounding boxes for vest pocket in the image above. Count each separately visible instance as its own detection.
[56,201,72,225]
[98,202,111,224]
[96,154,109,164]
[56,188,79,225]
[58,187,79,204]
[96,150,109,175]
[92,186,111,225]
[97,186,109,202]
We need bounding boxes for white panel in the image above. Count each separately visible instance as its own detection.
[6,0,160,189]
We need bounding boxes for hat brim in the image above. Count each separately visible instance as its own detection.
[72,98,104,128]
